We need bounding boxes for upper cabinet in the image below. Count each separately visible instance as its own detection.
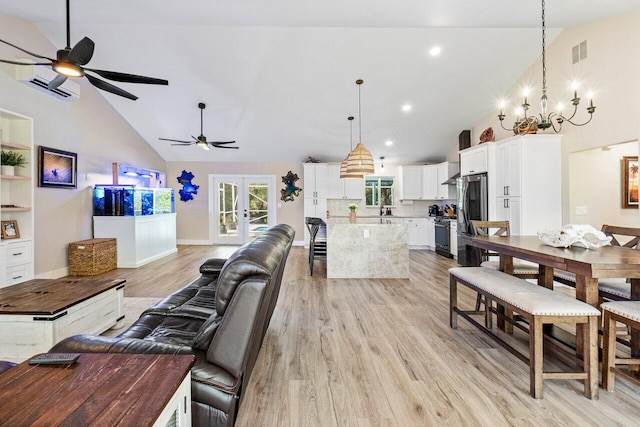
[397,165,424,200]
[303,163,328,199]
[0,108,34,288]
[326,164,364,199]
[436,162,459,200]
[460,144,488,176]
[398,162,458,201]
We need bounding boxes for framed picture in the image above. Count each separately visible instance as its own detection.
[38,146,77,189]
[1,220,20,239]
[622,156,639,209]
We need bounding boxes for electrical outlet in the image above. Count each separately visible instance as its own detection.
[575,206,588,215]
[363,229,369,238]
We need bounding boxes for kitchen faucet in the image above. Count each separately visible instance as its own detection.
[380,204,384,216]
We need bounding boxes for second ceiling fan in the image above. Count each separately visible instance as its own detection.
[160,103,238,150]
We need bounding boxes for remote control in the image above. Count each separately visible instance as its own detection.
[29,353,81,365]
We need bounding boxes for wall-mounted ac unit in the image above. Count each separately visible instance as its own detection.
[15,64,80,101]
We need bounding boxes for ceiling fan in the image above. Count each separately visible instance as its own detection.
[159,103,238,151]
[0,0,167,101]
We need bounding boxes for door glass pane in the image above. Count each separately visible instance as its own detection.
[248,183,269,238]
[218,182,239,238]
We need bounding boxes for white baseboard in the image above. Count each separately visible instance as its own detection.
[35,267,69,280]
[177,239,213,245]
[117,248,178,268]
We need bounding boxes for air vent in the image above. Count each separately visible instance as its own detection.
[572,40,587,64]
[15,63,80,101]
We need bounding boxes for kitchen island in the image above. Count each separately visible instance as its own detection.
[326,217,409,279]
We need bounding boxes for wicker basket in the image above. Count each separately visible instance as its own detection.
[69,238,117,276]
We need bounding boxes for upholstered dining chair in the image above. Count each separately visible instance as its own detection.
[305,217,327,276]
[471,220,539,310]
[553,224,640,302]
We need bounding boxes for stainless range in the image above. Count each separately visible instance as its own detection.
[434,217,454,258]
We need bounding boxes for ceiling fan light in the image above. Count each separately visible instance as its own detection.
[124,170,138,177]
[52,61,83,77]
[196,140,210,150]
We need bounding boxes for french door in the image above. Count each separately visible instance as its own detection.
[210,175,276,245]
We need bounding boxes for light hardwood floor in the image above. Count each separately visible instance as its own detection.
[101,245,640,426]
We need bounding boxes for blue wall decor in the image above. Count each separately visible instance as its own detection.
[177,170,199,202]
[281,170,301,202]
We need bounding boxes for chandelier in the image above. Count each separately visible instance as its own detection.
[346,79,375,175]
[498,0,596,134]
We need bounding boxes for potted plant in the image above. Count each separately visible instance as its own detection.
[348,204,358,223]
[1,150,28,176]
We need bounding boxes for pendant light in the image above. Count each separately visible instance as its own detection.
[340,116,362,178]
[346,79,375,175]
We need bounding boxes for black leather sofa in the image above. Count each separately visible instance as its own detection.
[50,224,295,427]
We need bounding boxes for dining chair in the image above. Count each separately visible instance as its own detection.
[471,220,539,310]
[553,225,640,302]
[305,217,327,276]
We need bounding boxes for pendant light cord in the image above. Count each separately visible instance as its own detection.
[357,80,363,143]
[541,0,546,93]
[66,0,71,48]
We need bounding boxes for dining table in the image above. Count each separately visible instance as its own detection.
[468,235,640,358]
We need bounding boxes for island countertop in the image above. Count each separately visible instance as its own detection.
[326,218,409,279]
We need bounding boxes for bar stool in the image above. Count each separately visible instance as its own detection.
[305,217,326,276]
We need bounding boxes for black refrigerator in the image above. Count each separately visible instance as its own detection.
[456,173,488,266]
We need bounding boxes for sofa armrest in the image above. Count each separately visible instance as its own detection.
[200,258,227,276]
[49,334,194,355]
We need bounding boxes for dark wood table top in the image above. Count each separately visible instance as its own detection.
[470,235,640,279]
[0,278,126,315]
[0,353,195,426]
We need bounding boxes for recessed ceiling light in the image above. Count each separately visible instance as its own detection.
[385,140,393,146]
[429,46,441,56]
[401,104,412,112]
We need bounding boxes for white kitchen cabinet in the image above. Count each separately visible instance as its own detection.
[426,218,435,249]
[397,166,424,200]
[436,162,459,200]
[493,135,561,235]
[450,221,458,258]
[0,108,34,288]
[495,140,522,197]
[303,163,328,199]
[460,144,488,176]
[326,164,364,199]
[405,218,428,247]
[421,165,439,200]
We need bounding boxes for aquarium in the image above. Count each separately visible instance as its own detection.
[94,186,174,216]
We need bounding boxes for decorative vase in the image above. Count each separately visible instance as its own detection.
[349,211,357,223]
[1,165,15,176]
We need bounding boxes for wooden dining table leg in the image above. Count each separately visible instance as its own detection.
[537,265,554,289]
[498,254,514,333]
[574,275,599,359]
[630,278,640,357]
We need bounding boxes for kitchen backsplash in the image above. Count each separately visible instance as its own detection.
[326,199,456,217]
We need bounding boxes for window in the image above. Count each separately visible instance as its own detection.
[365,177,394,206]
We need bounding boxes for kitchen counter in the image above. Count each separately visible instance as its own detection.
[326,218,409,279]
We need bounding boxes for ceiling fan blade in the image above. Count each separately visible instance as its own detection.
[0,59,51,66]
[48,74,68,90]
[85,73,138,100]
[213,145,239,150]
[159,138,194,144]
[84,68,168,85]
[170,143,194,146]
[210,141,236,145]
[0,38,55,61]
[68,37,95,65]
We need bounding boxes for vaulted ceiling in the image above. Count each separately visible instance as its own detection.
[1,0,639,164]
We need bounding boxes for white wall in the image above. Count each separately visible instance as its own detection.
[0,13,166,277]
[569,141,639,227]
[471,9,640,226]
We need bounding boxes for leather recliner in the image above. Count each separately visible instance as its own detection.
[50,224,295,427]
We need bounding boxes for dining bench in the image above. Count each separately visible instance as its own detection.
[449,266,600,399]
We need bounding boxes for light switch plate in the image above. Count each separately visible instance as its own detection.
[575,206,587,215]
[363,229,369,238]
